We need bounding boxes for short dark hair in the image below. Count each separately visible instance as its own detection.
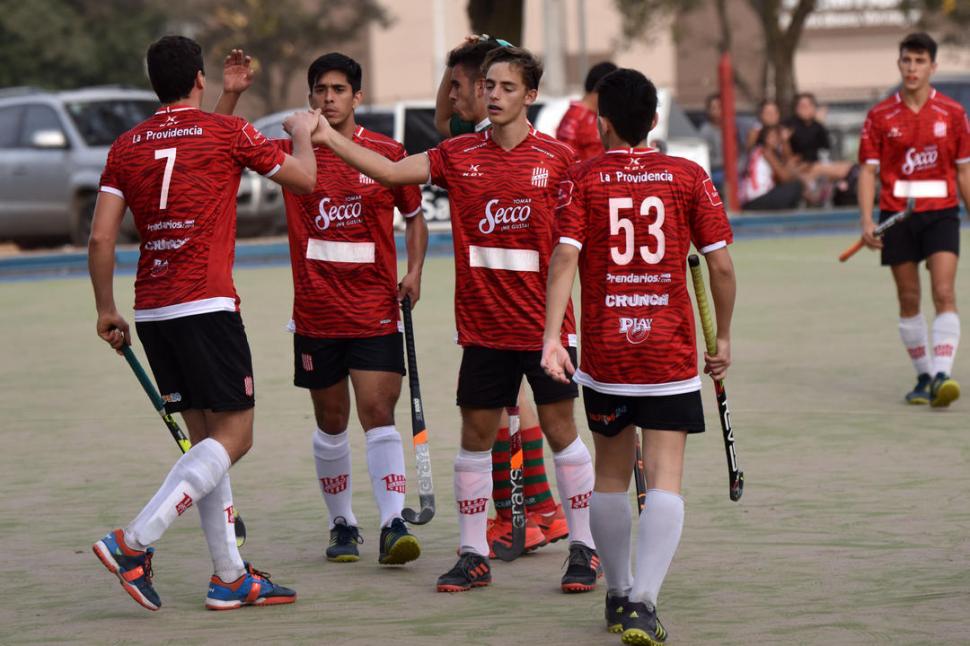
[584,61,617,93]
[794,92,817,108]
[307,52,362,93]
[705,93,721,110]
[899,32,937,62]
[597,68,658,147]
[482,46,543,91]
[146,36,204,104]
[447,40,501,80]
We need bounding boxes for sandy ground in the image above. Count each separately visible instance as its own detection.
[1,233,968,645]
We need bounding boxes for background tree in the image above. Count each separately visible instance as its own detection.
[467,0,524,45]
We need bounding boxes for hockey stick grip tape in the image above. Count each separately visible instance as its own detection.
[688,255,718,356]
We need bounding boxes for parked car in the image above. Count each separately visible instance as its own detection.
[0,86,277,247]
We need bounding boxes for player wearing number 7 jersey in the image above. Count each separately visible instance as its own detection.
[542,69,736,644]
[89,37,319,612]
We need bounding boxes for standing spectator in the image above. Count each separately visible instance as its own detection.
[699,93,725,190]
[787,92,831,163]
[555,61,617,160]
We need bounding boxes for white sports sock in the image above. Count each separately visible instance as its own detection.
[590,491,633,596]
[125,438,231,550]
[932,312,961,376]
[631,489,685,606]
[899,314,932,375]
[365,425,407,528]
[197,473,245,582]
[553,437,596,549]
[312,428,357,529]
[454,448,492,557]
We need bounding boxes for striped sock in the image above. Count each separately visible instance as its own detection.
[492,426,511,520]
[522,425,556,513]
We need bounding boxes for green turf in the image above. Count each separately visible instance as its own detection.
[1,232,968,645]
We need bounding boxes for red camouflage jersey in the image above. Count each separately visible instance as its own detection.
[556,101,604,161]
[427,127,577,351]
[556,148,733,394]
[278,127,422,338]
[99,105,284,320]
[858,88,970,213]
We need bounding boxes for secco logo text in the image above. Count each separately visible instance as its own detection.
[315,196,363,230]
[902,146,938,175]
[479,198,532,234]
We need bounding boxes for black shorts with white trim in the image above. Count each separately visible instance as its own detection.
[582,386,705,437]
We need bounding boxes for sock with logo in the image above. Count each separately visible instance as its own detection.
[630,489,684,606]
[454,448,493,557]
[590,491,633,596]
[125,437,231,550]
[899,313,932,375]
[491,426,512,520]
[197,473,245,582]
[931,311,961,376]
[365,425,407,528]
[522,425,557,513]
[313,428,358,529]
[553,437,595,549]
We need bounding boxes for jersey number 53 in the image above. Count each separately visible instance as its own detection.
[609,196,665,265]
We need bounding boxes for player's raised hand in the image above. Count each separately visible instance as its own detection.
[541,338,574,384]
[222,49,255,94]
[703,337,731,381]
[97,310,130,354]
[283,108,322,137]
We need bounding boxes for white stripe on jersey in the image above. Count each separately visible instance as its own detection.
[700,240,727,255]
[892,180,948,198]
[469,245,539,272]
[573,370,701,397]
[100,186,124,199]
[306,239,376,264]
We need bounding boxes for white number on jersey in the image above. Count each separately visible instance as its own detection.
[608,196,665,265]
[154,147,176,210]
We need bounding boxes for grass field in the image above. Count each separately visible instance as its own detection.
[1,231,969,645]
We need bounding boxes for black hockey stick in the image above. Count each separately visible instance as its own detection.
[492,406,526,561]
[121,345,247,546]
[839,197,914,262]
[634,435,647,514]
[688,255,744,502]
[400,296,435,525]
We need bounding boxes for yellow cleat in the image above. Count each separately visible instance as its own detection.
[930,373,960,408]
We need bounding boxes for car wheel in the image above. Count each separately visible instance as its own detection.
[71,194,97,247]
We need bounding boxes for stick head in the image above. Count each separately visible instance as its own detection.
[730,471,744,502]
[402,504,435,525]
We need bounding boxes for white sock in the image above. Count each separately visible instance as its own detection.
[197,473,245,582]
[454,448,492,557]
[590,491,633,596]
[365,425,407,528]
[553,437,596,549]
[312,428,357,529]
[932,312,961,376]
[125,438,231,550]
[899,314,932,375]
[631,489,685,606]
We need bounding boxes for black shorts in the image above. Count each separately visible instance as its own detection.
[294,332,405,390]
[880,206,960,266]
[582,387,705,437]
[456,345,579,409]
[135,311,255,414]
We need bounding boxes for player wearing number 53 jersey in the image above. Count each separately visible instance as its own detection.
[543,69,736,644]
[312,46,601,595]
[89,38,319,611]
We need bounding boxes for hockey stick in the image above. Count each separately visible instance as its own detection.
[400,296,435,525]
[688,255,744,502]
[121,345,247,546]
[634,435,647,514]
[839,197,914,262]
[492,406,526,561]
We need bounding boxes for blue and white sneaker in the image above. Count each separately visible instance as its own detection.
[205,562,296,610]
[92,529,161,611]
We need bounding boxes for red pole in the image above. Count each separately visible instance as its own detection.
[718,51,740,213]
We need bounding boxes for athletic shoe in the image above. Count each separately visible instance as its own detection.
[620,601,667,645]
[378,518,421,565]
[326,516,362,563]
[205,562,296,610]
[487,515,547,558]
[560,543,602,593]
[930,372,960,408]
[436,552,492,592]
[528,503,569,543]
[905,372,932,405]
[92,529,161,611]
[605,592,629,634]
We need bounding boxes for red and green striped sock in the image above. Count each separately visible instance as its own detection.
[492,426,512,520]
[522,425,556,513]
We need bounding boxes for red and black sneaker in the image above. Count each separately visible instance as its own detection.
[561,543,602,593]
[436,552,492,592]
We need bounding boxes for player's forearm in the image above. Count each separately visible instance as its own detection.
[957,164,970,212]
[857,165,877,222]
[543,245,579,343]
[434,67,454,138]
[405,214,429,275]
[705,248,736,342]
[326,131,402,186]
[88,237,118,315]
[213,91,241,116]
[288,130,318,194]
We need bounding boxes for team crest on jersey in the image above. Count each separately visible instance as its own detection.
[531,166,549,188]
[619,317,652,344]
[703,177,723,207]
[934,121,947,138]
[556,180,575,209]
[359,173,375,185]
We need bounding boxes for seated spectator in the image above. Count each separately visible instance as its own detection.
[745,99,787,153]
[740,125,802,211]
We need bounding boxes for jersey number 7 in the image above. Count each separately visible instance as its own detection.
[154,147,177,210]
